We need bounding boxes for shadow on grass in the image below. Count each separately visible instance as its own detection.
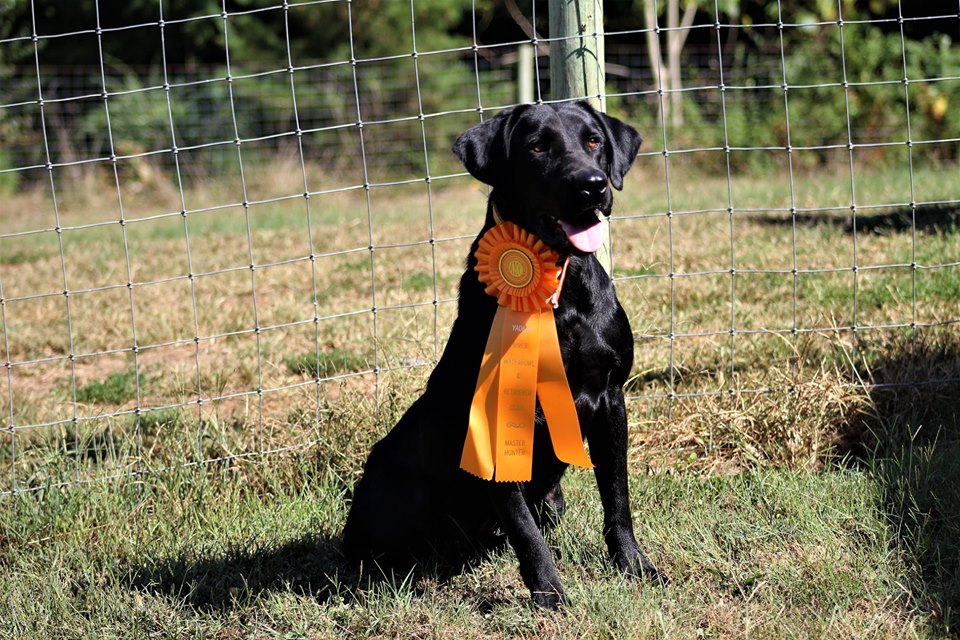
[625,363,715,393]
[126,532,354,610]
[124,531,497,612]
[752,202,960,234]
[845,333,960,632]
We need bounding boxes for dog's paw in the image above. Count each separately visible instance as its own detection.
[614,549,670,586]
[638,561,671,587]
[531,585,567,611]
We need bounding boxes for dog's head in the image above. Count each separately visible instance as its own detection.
[453,101,641,255]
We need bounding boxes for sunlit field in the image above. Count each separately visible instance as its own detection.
[2,156,959,638]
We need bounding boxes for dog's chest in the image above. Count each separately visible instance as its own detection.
[554,304,627,397]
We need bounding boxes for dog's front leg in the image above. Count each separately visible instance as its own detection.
[588,392,663,581]
[488,482,566,609]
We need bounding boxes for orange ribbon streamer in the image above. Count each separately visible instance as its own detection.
[460,222,593,482]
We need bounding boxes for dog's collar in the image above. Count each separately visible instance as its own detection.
[492,203,504,225]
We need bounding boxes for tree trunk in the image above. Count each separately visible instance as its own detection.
[668,0,698,129]
[643,0,668,126]
[667,0,681,128]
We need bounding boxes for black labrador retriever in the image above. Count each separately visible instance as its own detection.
[342,101,662,608]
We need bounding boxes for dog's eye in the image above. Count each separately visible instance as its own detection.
[531,143,545,153]
[586,136,602,151]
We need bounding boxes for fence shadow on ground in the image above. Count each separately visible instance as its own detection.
[844,333,960,631]
[752,202,960,234]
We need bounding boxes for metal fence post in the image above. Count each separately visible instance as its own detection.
[549,0,611,273]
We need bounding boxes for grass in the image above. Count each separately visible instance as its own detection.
[0,156,959,637]
[284,348,370,379]
[74,370,138,405]
[403,270,438,292]
[1,440,956,638]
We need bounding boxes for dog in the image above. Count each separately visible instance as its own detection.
[342,100,662,609]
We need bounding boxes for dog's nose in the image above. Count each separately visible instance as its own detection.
[578,171,608,202]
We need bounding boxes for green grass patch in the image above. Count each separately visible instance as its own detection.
[345,258,370,272]
[75,370,138,405]
[402,270,435,291]
[811,265,960,313]
[0,244,46,266]
[283,348,369,378]
[137,407,186,435]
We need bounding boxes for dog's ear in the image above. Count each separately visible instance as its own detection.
[452,106,528,186]
[587,103,642,191]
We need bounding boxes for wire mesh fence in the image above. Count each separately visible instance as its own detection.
[0,1,958,494]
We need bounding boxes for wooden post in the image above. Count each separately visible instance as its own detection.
[549,0,611,273]
[518,42,534,105]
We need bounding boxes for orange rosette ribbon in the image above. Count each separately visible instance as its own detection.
[461,222,593,482]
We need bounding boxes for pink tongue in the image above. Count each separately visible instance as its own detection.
[560,219,604,253]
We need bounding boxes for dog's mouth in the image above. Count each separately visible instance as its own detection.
[557,210,605,254]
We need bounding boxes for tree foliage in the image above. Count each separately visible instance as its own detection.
[1,0,956,183]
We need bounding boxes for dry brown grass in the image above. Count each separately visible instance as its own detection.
[630,354,870,474]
